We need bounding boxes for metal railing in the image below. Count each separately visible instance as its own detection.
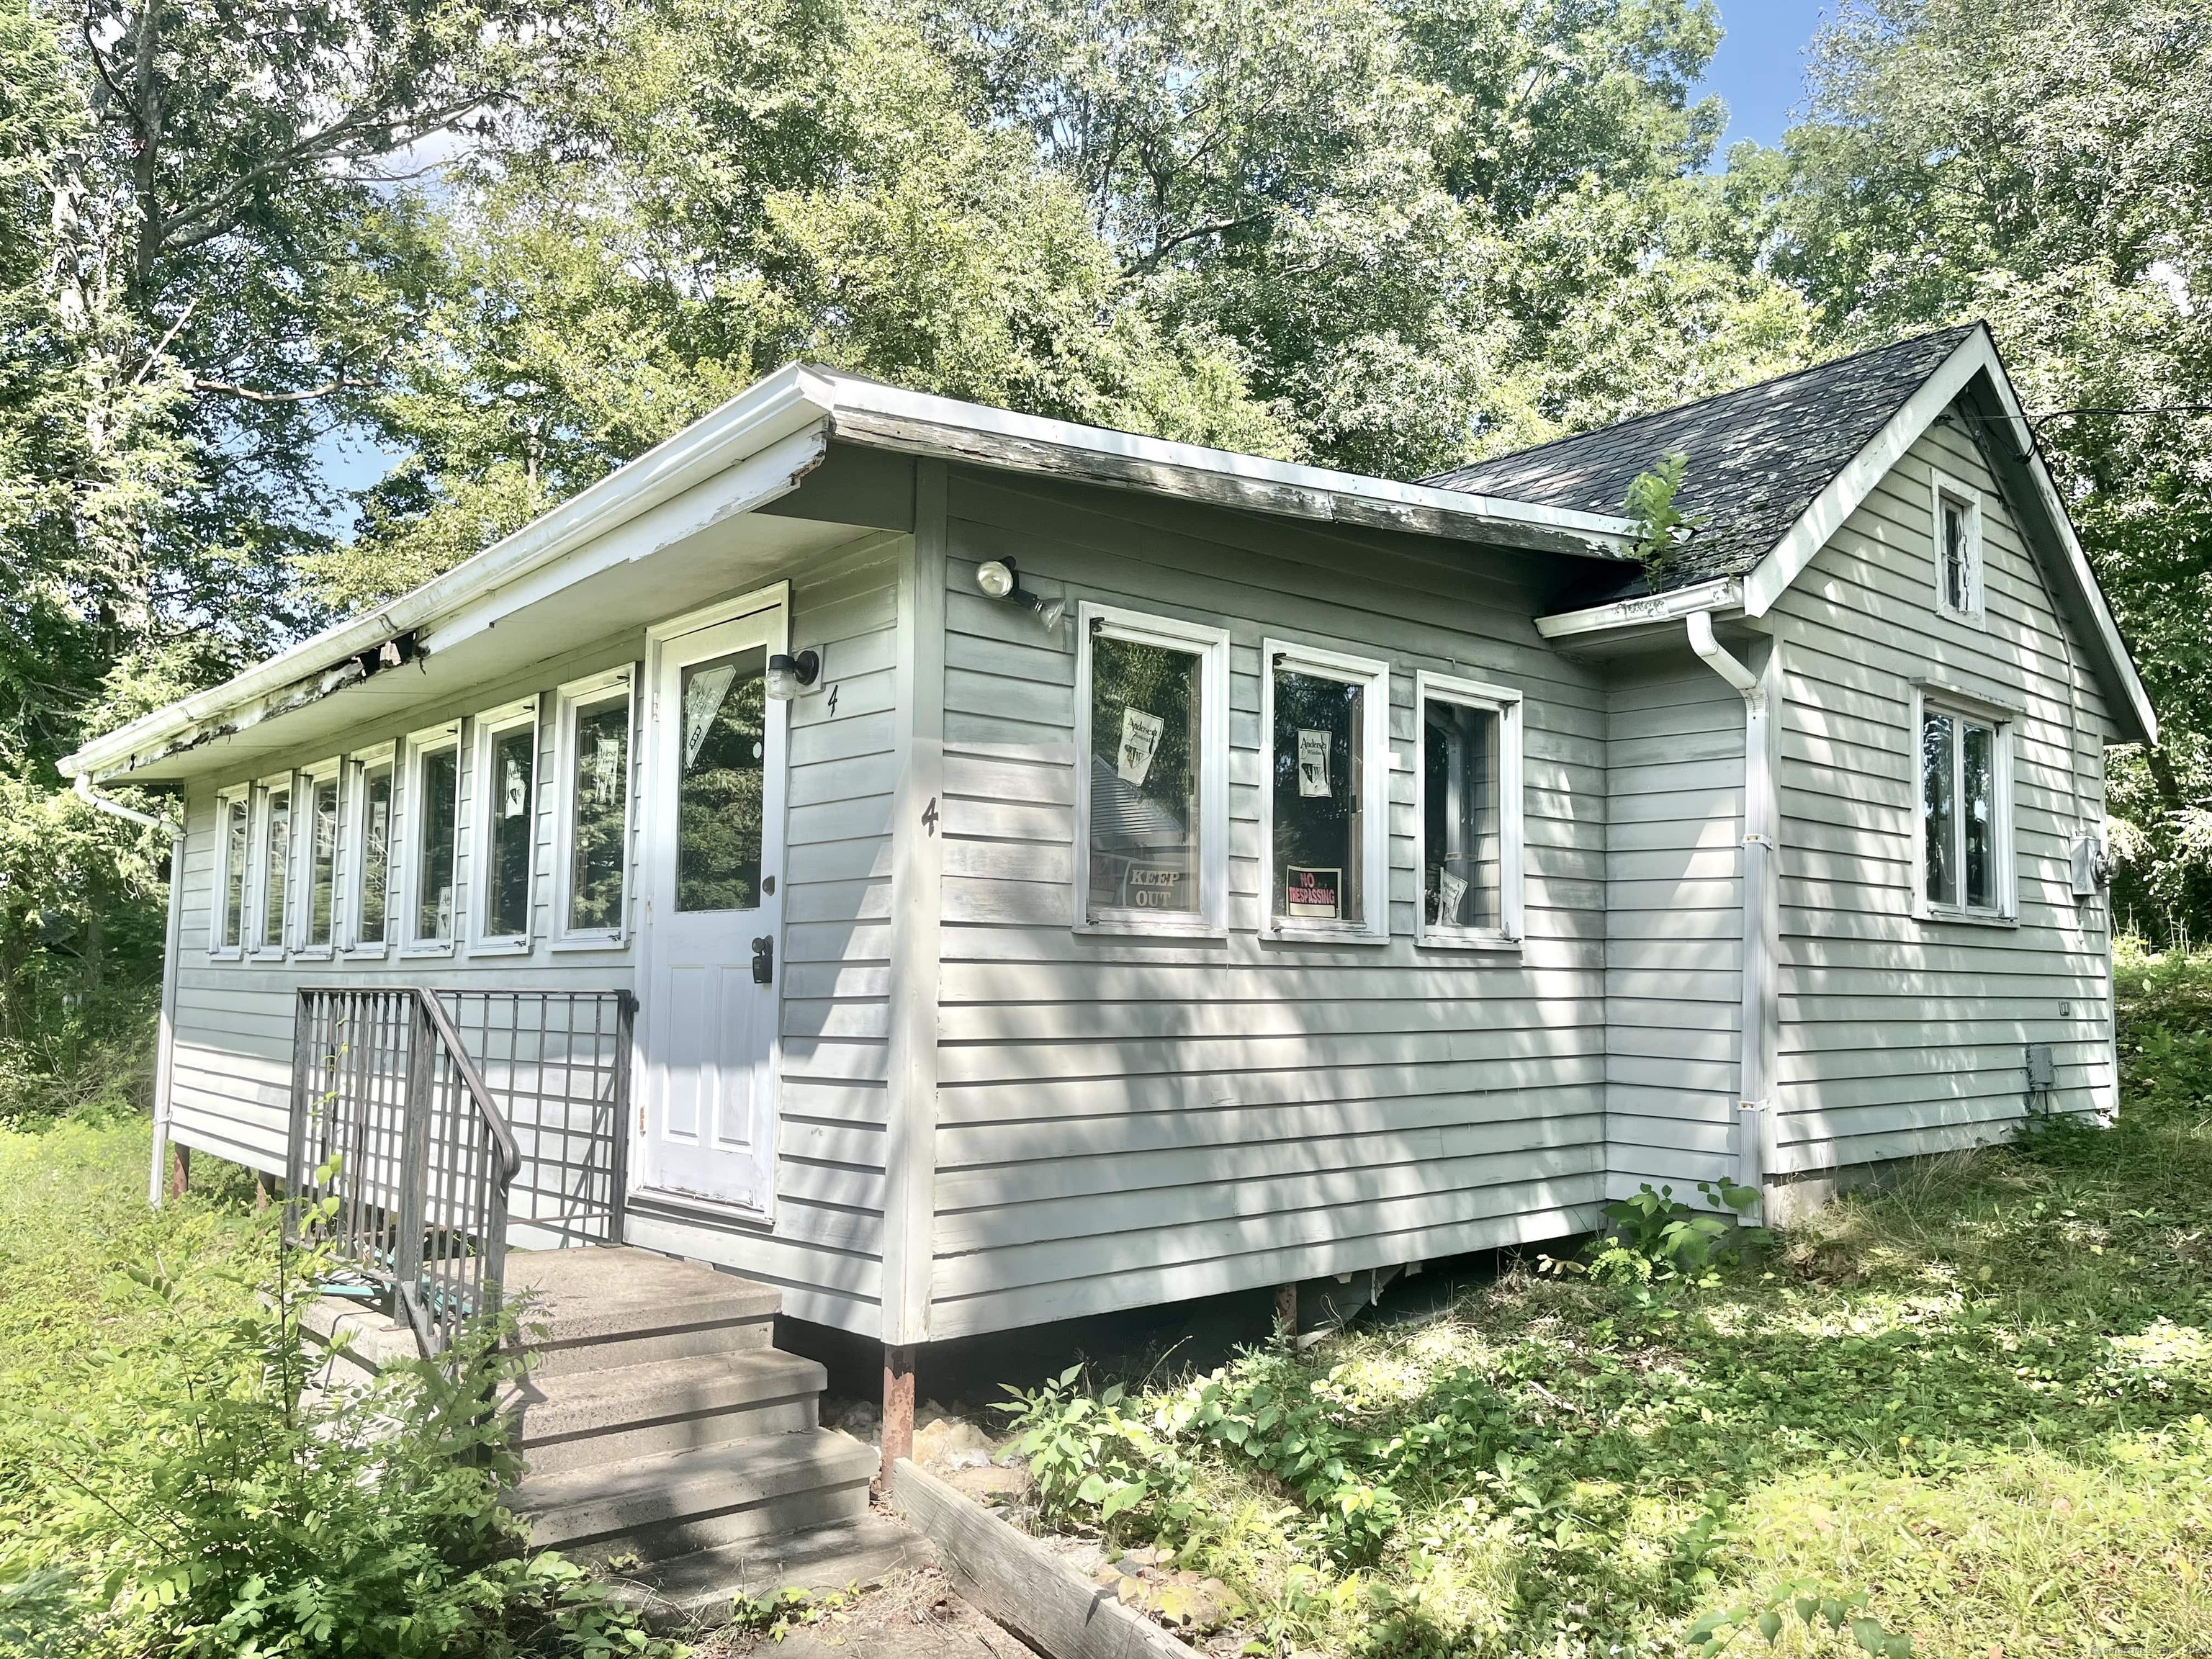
[435,990,634,1246]
[287,986,633,1355]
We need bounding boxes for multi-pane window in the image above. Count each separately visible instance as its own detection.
[1262,642,1388,940]
[1416,673,1524,945]
[477,707,538,943]
[1933,474,1982,621]
[560,678,632,938]
[1921,701,2007,915]
[1075,606,1228,932]
[257,781,292,952]
[410,735,461,945]
[354,757,394,948]
[305,772,340,948]
[216,793,249,953]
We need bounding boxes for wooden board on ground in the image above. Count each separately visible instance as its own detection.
[888,1460,1190,1659]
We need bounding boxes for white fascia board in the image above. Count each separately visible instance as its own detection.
[807,369,1638,549]
[1535,577,1744,640]
[68,361,1637,781]
[65,369,835,781]
[1740,327,2155,745]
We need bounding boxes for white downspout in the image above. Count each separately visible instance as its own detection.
[1686,613,1778,1215]
[73,775,186,1208]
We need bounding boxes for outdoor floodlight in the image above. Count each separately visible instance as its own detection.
[974,558,1066,631]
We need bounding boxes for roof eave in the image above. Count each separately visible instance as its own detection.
[1535,576,1745,642]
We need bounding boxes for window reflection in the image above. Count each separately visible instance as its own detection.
[676,651,765,913]
[1271,668,1363,926]
[1087,635,1201,917]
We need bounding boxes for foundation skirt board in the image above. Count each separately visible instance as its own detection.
[889,1460,1192,1659]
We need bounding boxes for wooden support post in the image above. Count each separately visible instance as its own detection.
[1274,1282,1298,1344]
[166,1143,189,1202]
[254,1171,272,1213]
[878,1343,917,1493]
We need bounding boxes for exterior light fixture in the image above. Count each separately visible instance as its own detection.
[974,558,1066,631]
[765,649,821,701]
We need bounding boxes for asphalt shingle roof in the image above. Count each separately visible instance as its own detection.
[1426,325,1982,593]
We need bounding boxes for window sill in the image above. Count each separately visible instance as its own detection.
[343,943,390,961]
[1262,925,1390,947]
[248,948,287,963]
[1417,930,1523,953]
[1935,605,1988,629]
[1074,915,1228,941]
[1919,907,2018,930]
[470,936,533,957]
[207,947,244,962]
[552,933,627,953]
[292,945,335,962]
[400,941,456,958]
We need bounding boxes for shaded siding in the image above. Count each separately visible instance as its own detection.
[163,538,902,1335]
[1769,414,2116,1172]
[1603,657,1744,1196]
[925,471,1611,1339]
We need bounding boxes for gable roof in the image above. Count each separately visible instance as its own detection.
[1426,326,1982,591]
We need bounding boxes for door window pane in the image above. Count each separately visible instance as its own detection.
[485,724,536,938]
[1087,634,1202,917]
[1963,720,1995,909]
[415,745,459,941]
[569,693,630,932]
[358,764,392,943]
[676,649,766,913]
[1272,668,1364,925]
[1921,710,1956,907]
[1424,699,1501,930]
[260,787,292,949]
[307,777,338,946]
[221,798,248,949]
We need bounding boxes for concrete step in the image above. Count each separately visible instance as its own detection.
[513,1349,826,1476]
[518,1428,877,1556]
[593,1515,937,1632]
[302,1295,420,1383]
[504,1248,778,1376]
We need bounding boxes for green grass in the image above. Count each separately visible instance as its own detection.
[0,1114,266,1381]
[1004,951,2212,1658]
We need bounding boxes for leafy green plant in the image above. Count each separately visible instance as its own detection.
[1622,451,1707,584]
[1689,1583,1912,1658]
[0,1182,676,1658]
[1000,1364,1189,1528]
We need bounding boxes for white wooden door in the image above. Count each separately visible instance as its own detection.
[637,598,787,1212]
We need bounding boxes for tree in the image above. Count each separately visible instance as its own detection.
[1764,0,2212,936]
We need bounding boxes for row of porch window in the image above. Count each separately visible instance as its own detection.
[211,673,635,958]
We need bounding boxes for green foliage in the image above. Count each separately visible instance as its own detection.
[0,1123,677,1658]
[984,974,2212,1656]
[1619,451,1704,584]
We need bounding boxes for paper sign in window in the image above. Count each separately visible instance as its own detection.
[1118,708,1164,786]
[1297,728,1331,797]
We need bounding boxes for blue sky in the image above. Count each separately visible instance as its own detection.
[1699,1,1831,150]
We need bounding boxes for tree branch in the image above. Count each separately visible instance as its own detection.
[189,376,367,404]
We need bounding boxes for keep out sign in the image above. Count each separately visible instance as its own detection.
[1123,866,1187,909]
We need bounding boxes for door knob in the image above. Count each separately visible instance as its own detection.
[751,935,774,985]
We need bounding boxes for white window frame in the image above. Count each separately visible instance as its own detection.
[293,758,343,958]
[1910,680,2018,925]
[1073,602,1231,938]
[1930,469,1985,625]
[248,770,296,961]
[209,785,252,959]
[1413,670,1525,950]
[551,667,637,950]
[1259,638,1392,945]
[469,697,541,955]
[343,742,397,957]
[400,719,463,957]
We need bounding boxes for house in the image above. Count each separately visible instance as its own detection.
[63,323,2152,1443]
